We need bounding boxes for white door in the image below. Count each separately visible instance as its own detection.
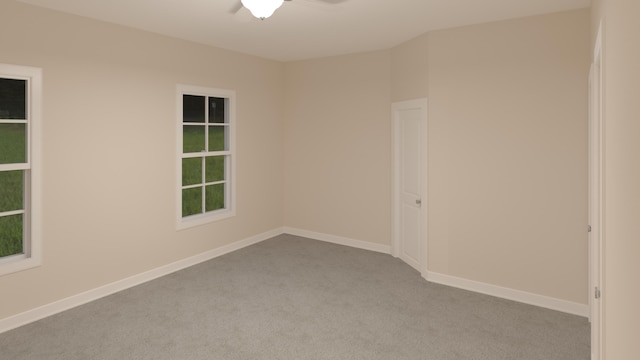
[588,24,603,360]
[392,99,427,274]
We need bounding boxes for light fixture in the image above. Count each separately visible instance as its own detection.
[241,0,284,19]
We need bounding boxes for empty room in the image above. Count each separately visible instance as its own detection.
[0,0,638,359]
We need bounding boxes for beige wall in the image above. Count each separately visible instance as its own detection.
[283,52,392,245]
[0,1,593,325]
[0,1,284,319]
[591,0,640,358]
[427,10,590,303]
[390,33,429,102]
[283,9,590,305]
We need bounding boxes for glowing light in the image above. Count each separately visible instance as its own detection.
[241,0,285,19]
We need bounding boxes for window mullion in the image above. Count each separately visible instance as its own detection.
[0,119,28,124]
[202,104,208,217]
[201,156,206,214]
[0,163,30,171]
[204,96,209,153]
[23,169,31,254]
[0,209,25,218]
[182,183,202,190]
[204,180,225,186]
[182,151,230,159]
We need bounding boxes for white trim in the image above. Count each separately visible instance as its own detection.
[0,226,589,334]
[0,163,30,171]
[0,120,28,124]
[391,98,428,276]
[593,22,602,61]
[0,228,283,335]
[176,85,237,230]
[0,63,42,277]
[588,20,604,360]
[0,209,25,217]
[425,271,589,318]
[283,227,391,254]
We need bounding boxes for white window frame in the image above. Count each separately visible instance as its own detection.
[176,85,236,230]
[0,63,42,276]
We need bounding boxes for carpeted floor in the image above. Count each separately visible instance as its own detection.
[0,234,590,359]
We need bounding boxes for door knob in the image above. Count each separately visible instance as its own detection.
[416,199,422,206]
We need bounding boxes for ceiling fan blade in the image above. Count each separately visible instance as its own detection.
[229,0,243,14]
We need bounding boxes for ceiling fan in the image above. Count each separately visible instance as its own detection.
[230,0,347,20]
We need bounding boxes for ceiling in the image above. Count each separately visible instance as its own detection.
[17,0,591,62]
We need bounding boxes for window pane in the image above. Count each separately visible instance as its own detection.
[205,156,225,183]
[205,184,225,212]
[208,97,226,124]
[0,171,23,212]
[0,123,26,164]
[182,158,202,186]
[183,95,205,123]
[182,187,202,217]
[208,126,226,151]
[183,126,205,153]
[0,214,23,258]
[0,78,26,120]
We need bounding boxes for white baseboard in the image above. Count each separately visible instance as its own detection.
[0,227,588,335]
[424,271,589,318]
[283,227,391,254]
[0,227,284,335]
[282,227,588,317]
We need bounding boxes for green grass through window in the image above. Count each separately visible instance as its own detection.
[0,215,22,257]
[0,124,26,257]
[181,124,227,218]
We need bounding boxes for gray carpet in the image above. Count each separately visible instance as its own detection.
[0,234,589,359]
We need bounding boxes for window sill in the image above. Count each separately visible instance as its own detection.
[176,209,235,231]
[0,254,41,277]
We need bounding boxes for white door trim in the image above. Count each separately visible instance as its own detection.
[391,98,428,277]
[588,21,604,360]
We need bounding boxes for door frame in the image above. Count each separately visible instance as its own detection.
[588,21,603,360]
[391,98,428,277]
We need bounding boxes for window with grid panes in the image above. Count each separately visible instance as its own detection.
[0,63,42,275]
[177,85,235,229]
